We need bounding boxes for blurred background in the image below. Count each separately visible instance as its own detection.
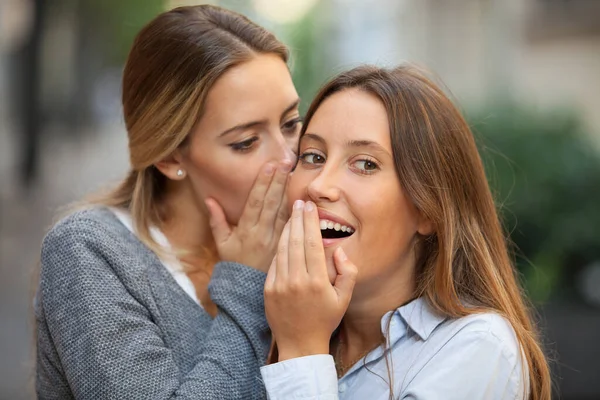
[1,0,599,398]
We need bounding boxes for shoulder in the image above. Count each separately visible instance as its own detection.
[40,206,155,286]
[42,206,140,256]
[444,311,521,357]
[433,312,524,373]
[44,206,126,243]
[402,312,528,399]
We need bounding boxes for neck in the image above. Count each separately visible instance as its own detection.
[338,261,416,358]
[160,182,214,268]
[158,184,219,317]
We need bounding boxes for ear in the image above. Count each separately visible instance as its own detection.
[416,213,434,236]
[154,150,186,181]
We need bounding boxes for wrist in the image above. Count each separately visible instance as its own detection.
[276,341,330,362]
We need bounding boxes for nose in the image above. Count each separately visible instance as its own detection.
[306,164,341,203]
[273,133,298,167]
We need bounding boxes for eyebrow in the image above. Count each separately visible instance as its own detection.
[302,133,390,156]
[346,139,389,155]
[302,133,326,145]
[218,98,301,138]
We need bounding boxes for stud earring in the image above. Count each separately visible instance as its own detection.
[176,169,184,177]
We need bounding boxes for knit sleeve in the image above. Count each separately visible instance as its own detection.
[36,217,269,400]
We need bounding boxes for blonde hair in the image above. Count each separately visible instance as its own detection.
[301,65,551,399]
[92,5,288,262]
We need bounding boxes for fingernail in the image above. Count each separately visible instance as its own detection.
[264,163,275,175]
[279,162,292,173]
[294,199,304,210]
[305,201,314,212]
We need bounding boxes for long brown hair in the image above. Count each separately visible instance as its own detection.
[32,5,288,383]
[300,65,551,399]
[94,5,288,260]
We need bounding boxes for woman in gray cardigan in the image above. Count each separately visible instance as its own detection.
[35,5,302,399]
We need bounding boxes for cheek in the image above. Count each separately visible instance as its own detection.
[188,154,259,224]
[286,170,310,207]
[211,173,255,223]
[350,188,419,277]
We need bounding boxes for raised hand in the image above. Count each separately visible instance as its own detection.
[264,199,358,361]
[205,162,292,273]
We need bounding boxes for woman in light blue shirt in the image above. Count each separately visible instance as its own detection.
[260,65,551,399]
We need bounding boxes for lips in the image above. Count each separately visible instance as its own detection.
[317,208,355,245]
[317,209,355,230]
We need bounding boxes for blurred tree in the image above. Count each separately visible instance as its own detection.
[470,103,600,303]
[85,0,165,65]
[280,2,330,114]
[55,0,164,131]
[16,0,45,189]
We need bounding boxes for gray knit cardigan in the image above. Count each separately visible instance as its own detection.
[35,207,270,399]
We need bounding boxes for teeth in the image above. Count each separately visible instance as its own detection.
[319,219,354,234]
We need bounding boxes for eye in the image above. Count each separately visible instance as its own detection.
[229,137,258,152]
[299,151,326,165]
[352,158,380,175]
[282,117,303,135]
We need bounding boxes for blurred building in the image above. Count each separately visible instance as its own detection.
[327,0,600,142]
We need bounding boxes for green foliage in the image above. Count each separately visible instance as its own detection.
[280,4,330,114]
[86,0,164,64]
[469,103,600,302]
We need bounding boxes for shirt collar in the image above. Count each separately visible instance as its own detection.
[380,297,447,344]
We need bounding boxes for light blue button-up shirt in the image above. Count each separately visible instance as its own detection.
[261,297,528,399]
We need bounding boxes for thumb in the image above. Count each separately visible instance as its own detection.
[332,247,357,305]
[205,198,231,244]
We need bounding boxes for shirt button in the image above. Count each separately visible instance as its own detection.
[339,383,347,393]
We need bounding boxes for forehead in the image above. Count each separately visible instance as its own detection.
[202,54,298,126]
[305,88,391,147]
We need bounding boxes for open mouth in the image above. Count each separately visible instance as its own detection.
[319,219,355,239]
